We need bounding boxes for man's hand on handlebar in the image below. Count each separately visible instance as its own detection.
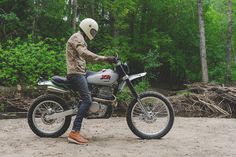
[105,56,116,64]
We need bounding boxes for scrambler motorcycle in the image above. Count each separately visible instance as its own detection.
[27,56,174,139]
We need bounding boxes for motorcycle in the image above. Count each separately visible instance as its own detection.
[27,56,174,139]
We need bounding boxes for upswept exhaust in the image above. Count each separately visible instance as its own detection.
[92,95,117,106]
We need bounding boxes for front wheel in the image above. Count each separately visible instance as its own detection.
[126,91,174,139]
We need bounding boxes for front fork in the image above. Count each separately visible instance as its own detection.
[125,79,149,116]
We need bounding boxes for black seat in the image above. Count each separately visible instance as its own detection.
[51,76,70,88]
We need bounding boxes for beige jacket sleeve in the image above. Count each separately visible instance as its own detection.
[71,34,106,63]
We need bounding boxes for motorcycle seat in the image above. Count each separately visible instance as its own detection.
[51,76,70,87]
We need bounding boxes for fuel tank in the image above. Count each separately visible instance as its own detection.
[87,69,119,86]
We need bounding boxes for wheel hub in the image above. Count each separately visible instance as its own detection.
[41,109,56,125]
[139,112,157,124]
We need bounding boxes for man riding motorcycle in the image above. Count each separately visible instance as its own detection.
[66,18,115,144]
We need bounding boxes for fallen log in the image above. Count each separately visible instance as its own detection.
[170,83,236,117]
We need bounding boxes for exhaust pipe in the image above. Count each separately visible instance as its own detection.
[45,95,117,120]
[92,95,117,106]
[47,86,69,93]
[47,86,116,106]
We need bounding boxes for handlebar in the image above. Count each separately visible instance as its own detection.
[114,56,121,65]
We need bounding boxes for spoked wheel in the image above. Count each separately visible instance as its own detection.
[127,91,174,139]
[27,94,71,137]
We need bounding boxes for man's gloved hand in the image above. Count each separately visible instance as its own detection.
[105,56,116,64]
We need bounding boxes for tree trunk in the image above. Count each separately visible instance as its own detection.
[32,17,36,39]
[110,14,117,37]
[226,0,233,82]
[0,21,6,41]
[72,0,78,32]
[32,2,37,40]
[129,13,135,44]
[197,0,209,83]
[91,0,95,18]
[0,9,6,40]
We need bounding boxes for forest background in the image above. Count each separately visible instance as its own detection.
[0,0,236,89]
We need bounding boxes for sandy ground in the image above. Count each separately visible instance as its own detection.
[0,117,236,157]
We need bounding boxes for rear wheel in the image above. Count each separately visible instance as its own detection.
[27,94,71,137]
[126,91,174,139]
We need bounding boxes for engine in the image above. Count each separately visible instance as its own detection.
[97,86,113,99]
[87,86,115,118]
[89,85,113,99]
[88,101,108,118]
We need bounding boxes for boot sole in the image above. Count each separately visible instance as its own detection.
[68,137,88,145]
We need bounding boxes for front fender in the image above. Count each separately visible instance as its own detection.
[118,72,147,91]
[129,72,147,81]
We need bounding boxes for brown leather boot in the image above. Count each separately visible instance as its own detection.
[68,131,88,144]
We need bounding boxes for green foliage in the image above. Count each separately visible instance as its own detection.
[0,103,4,112]
[135,79,150,93]
[231,64,236,82]
[116,88,133,104]
[0,36,66,86]
[205,1,227,83]
[117,79,150,104]
[1,0,236,86]
[209,63,226,83]
[176,90,191,96]
[0,12,19,21]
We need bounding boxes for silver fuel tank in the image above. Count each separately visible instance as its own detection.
[87,69,119,86]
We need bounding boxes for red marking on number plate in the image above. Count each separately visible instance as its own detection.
[100,75,111,80]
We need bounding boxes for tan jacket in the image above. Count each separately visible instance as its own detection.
[66,31,106,75]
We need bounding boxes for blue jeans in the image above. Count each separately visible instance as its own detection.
[67,73,92,131]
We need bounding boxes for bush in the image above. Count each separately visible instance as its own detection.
[0,36,66,86]
[231,64,236,83]
[0,104,4,112]
[208,62,226,83]
[117,79,150,104]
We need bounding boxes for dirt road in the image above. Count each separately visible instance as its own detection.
[0,117,236,157]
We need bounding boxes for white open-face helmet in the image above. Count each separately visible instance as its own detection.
[79,18,98,40]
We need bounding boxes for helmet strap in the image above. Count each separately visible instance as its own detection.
[79,28,89,41]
